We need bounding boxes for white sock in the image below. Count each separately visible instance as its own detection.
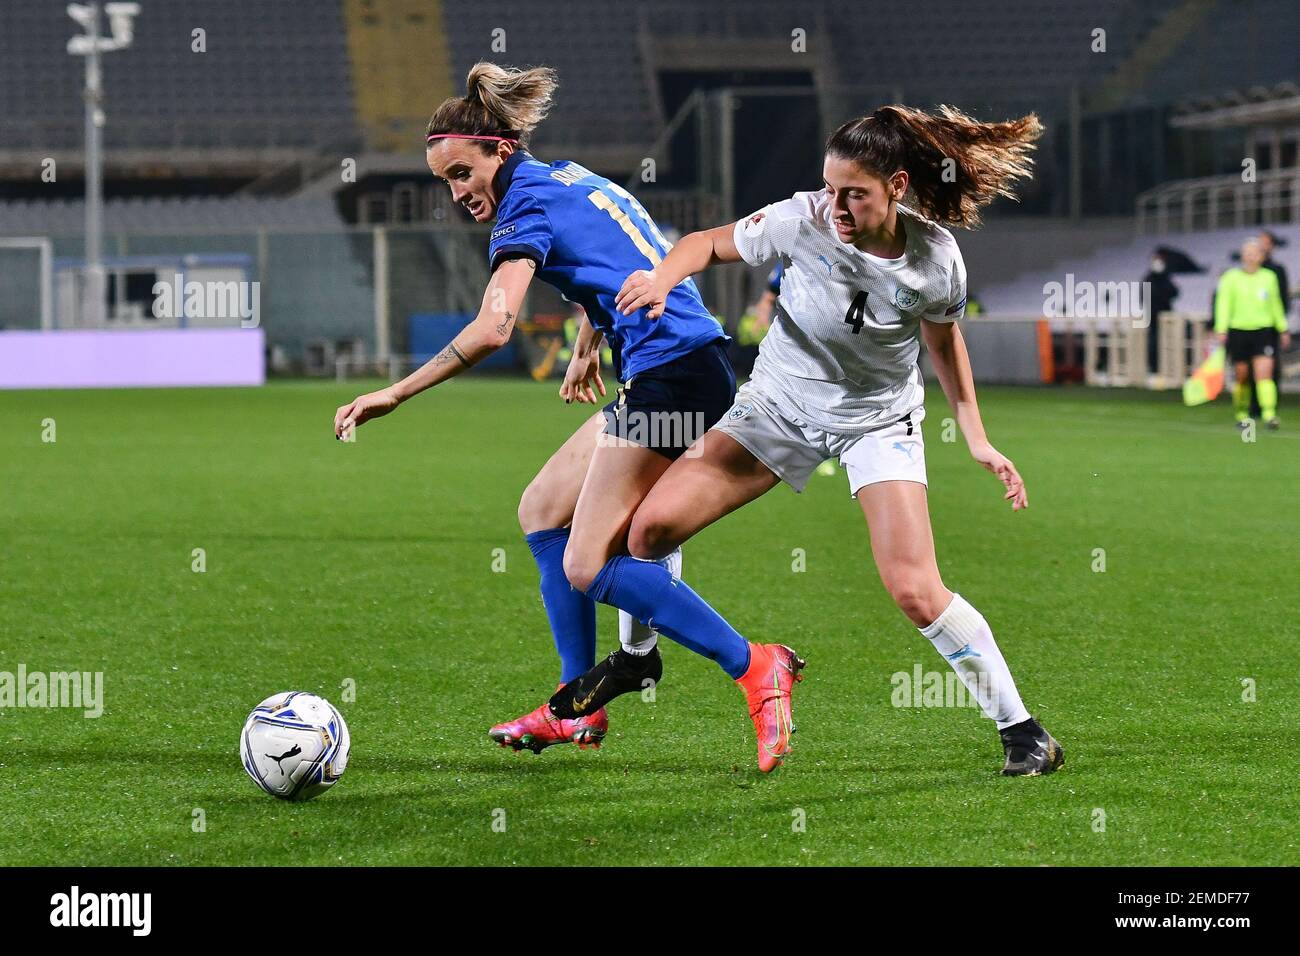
[619,547,682,655]
[918,592,1031,730]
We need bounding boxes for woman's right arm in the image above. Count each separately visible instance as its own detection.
[333,257,536,438]
[615,223,743,319]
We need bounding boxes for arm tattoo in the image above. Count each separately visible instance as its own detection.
[435,342,471,369]
[497,253,537,272]
[496,310,514,338]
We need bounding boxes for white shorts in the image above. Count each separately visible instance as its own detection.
[713,383,927,496]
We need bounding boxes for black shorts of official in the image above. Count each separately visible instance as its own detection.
[602,339,736,460]
[1226,328,1277,363]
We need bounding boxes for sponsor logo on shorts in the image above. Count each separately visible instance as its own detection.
[728,402,753,421]
[891,440,917,462]
[894,287,920,310]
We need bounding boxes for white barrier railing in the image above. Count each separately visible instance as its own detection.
[959,313,1214,389]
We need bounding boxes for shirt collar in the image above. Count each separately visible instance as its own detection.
[493,149,533,198]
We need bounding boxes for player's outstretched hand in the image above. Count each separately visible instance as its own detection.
[616,269,669,319]
[970,442,1028,511]
[334,387,400,440]
[560,349,606,405]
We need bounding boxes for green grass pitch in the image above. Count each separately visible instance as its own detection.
[1,378,1296,866]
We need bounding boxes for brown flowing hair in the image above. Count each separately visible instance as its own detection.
[425,62,558,151]
[827,105,1042,228]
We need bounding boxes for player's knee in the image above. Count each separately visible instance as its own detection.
[518,477,561,534]
[885,575,943,626]
[628,511,676,561]
[562,546,599,594]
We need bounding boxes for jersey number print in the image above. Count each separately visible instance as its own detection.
[844,290,868,334]
[585,182,672,267]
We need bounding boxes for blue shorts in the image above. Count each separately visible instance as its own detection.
[602,339,735,460]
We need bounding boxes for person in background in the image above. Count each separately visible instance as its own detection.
[1255,230,1290,413]
[737,261,783,346]
[1143,250,1179,375]
[1215,238,1290,430]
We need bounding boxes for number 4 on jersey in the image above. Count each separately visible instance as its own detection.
[844,290,868,334]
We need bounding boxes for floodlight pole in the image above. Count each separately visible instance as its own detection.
[83,6,104,326]
[67,3,139,327]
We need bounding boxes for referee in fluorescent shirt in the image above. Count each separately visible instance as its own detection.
[1215,237,1290,429]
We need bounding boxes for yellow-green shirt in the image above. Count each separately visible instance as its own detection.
[1214,267,1286,333]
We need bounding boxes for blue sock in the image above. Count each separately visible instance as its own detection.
[525,528,596,683]
[587,555,750,679]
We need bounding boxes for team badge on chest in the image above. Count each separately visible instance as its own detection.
[894,286,920,310]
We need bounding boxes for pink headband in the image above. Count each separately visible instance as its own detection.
[426,133,520,146]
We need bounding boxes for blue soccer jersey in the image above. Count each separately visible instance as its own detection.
[487,151,726,381]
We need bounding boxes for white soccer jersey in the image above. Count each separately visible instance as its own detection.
[732,191,967,434]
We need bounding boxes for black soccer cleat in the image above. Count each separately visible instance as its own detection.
[549,645,663,720]
[999,717,1065,776]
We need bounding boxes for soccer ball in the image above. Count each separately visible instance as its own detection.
[240,691,350,801]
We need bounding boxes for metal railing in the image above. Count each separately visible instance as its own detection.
[1137,167,1300,234]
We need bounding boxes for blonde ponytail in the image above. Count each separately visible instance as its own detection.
[426,62,557,149]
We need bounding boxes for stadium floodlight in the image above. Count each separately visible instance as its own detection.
[66,4,96,30]
[66,2,140,327]
[105,3,141,46]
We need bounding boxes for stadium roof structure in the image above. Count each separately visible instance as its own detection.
[1171,81,1300,129]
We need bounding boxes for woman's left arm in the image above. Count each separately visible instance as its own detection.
[920,318,1028,511]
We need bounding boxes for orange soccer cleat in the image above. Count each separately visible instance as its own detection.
[736,642,806,772]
